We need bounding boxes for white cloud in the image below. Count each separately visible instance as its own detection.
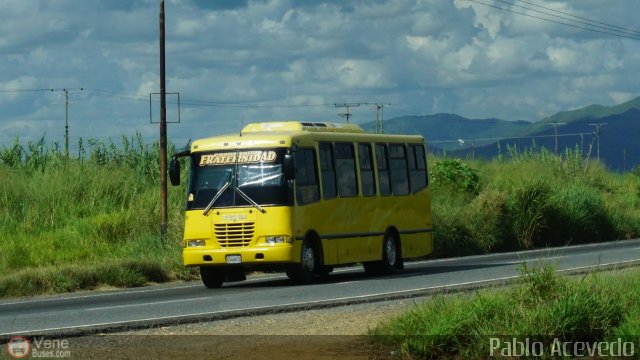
[0,0,639,146]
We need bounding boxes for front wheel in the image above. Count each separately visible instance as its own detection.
[286,240,318,284]
[200,266,225,288]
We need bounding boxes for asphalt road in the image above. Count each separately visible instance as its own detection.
[1,239,639,337]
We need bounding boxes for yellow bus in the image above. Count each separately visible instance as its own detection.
[169,121,432,288]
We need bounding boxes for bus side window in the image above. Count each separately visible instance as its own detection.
[409,145,427,192]
[334,143,358,197]
[294,148,319,205]
[389,144,409,195]
[358,143,376,196]
[319,142,337,200]
[375,144,391,196]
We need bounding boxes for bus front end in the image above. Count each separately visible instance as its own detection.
[172,146,298,288]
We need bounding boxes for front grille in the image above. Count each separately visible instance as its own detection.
[214,222,255,247]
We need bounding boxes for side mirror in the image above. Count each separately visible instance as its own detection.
[169,157,180,186]
[283,153,294,180]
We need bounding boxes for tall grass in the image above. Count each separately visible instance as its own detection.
[371,265,640,359]
[0,135,194,297]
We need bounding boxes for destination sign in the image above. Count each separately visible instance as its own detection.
[199,150,277,166]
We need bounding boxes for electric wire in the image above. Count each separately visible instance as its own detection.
[515,0,640,36]
[464,0,640,41]
[493,0,640,38]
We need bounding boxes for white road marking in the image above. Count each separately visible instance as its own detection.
[0,284,202,307]
[87,296,214,311]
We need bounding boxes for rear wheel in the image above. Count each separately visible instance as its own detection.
[286,240,319,284]
[363,233,399,275]
[200,266,225,288]
[380,234,398,273]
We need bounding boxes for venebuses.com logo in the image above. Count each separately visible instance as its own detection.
[6,336,31,358]
[4,336,72,359]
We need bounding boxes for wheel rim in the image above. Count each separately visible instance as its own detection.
[385,238,397,267]
[302,244,315,273]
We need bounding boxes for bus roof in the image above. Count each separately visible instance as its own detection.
[190,121,424,152]
[241,121,364,134]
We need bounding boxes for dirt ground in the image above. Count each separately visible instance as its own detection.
[66,299,418,359]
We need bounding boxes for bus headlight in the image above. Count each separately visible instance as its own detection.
[264,236,293,244]
[186,239,206,247]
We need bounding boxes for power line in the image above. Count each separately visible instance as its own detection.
[494,0,640,38]
[0,88,56,93]
[0,87,85,158]
[84,88,336,109]
[514,0,640,36]
[463,0,640,41]
[179,100,333,109]
[3,87,390,119]
[429,131,590,145]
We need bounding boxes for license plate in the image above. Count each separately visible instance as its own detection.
[226,255,242,264]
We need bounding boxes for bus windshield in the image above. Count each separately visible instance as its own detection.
[187,148,292,210]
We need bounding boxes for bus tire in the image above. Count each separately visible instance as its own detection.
[200,266,225,288]
[286,239,318,284]
[380,233,399,274]
[363,233,398,275]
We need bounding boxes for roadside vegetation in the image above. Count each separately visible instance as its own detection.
[1,137,639,297]
[0,135,195,297]
[430,145,640,258]
[371,264,640,359]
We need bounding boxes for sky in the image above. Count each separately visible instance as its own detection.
[1,0,639,148]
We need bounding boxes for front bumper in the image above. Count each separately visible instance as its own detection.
[183,244,298,267]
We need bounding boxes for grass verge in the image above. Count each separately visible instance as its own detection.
[371,264,640,359]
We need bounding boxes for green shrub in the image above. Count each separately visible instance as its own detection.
[544,185,616,246]
[430,159,480,194]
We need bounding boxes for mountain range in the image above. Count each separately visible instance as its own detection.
[361,97,640,172]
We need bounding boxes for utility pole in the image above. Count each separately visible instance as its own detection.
[50,88,83,159]
[159,0,168,237]
[545,122,566,154]
[334,103,361,123]
[374,103,390,134]
[588,123,607,161]
[471,139,475,161]
[64,89,69,158]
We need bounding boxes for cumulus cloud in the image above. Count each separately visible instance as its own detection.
[0,0,639,145]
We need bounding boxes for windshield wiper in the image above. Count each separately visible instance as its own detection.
[235,186,266,214]
[203,181,231,216]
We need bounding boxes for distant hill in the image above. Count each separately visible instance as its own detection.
[360,113,540,150]
[450,108,640,171]
[364,96,640,171]
[540,96,640,124]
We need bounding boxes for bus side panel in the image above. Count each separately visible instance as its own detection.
[291,189,433,265]
[401,232,433,258]
[292,202,338,265]
[400,189,433,259]
[334,197,380,264]
[320,238,338,265]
